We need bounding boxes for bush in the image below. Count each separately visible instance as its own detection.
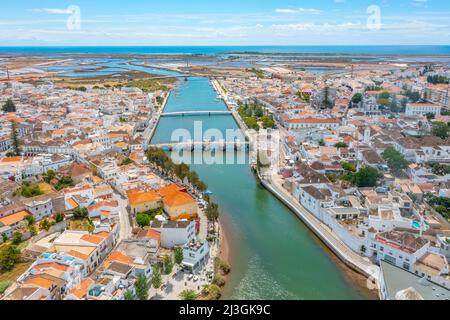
[213,273,226,287]
[0,281,10,294]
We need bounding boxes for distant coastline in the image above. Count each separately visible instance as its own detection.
[1,45,450,56]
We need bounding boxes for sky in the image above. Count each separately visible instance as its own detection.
[0,0,449,46]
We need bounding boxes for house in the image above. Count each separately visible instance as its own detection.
[65,278,95,300]
[0,210,30,235]
[370,231,430,272]
[182,239,210,274]
[127,189,161,214]
[149,220,196,248]
[296,185,334,220]
[158,185,198,221]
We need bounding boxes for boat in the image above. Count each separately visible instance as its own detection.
[204,190,214,196]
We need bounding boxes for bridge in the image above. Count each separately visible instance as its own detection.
[161,110,232,117]
[151,140,249,151]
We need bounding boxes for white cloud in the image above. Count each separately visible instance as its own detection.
[31,8,71,14]
[275,8,322,14]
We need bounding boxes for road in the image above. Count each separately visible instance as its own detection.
[112,192,132,241]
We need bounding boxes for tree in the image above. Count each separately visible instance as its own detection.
[174,247,184,265]
[334,142,348,149]
[2,99,16,112]
[73,207,88,219]
[205,202,220,222]
[39,219,51,232]
[341,162,356,173]
[11,232,22,245]
[134,273,149,300]
[120,158,133,166]
[43,170,56,183]
[124,290,134,300]
[354,166,379,187]
[351,93,362,104]
[54,176,75,190]
[425,113,435,120]
[55,212,65,223]
[163,255,174,275]
[0,245,21,271]
[318,139,325,146]
[179,289,197,300]
[409,91,421,103]
[431,122,449,139]
[382,146,409,172]
[261,115,276,129]
[10,121,20,156]
[151,265,162,290]
[25,214,35,226]
[136,213,151,227]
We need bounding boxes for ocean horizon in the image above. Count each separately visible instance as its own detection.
[0,45,450,55]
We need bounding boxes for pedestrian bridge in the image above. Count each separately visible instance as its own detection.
[161,110,232,117]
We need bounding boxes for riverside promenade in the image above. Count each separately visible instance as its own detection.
[260,172,379,283]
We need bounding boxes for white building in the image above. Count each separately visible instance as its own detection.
[405,103,442,117]
[149,220,196,249]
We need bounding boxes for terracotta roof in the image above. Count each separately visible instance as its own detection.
[0,210,30,226]
[67,250,89,260]
[127,189,161,205]
[80,234,104,245]
[69,278,94,299]
[32,262,70,272]
[105,251,133,266]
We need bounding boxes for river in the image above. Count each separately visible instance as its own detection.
[150,76,371,300]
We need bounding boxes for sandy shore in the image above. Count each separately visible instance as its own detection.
[218,218,231,264]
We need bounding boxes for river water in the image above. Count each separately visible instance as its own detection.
[47,57,370,299]
[150,76,370,300]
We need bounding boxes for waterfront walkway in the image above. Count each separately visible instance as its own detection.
[261,172,379,282]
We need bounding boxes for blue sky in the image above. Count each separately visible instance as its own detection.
[0,0,449,46]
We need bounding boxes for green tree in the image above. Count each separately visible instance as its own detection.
[10,121,20,156]
[73,207,88,219]
[174,247,184,265]
[409,91,421,103]
[39,219,51,232]
[43,170,56,183]
[151,265,162,290]
[136,213,151,227]
[54,176,75,190]
[382,146,409,172]
[334,142,348,149]
[2,99,16,112]
[179,289,197,300]
[354,166,379,187]
[318,139,325,147]
[261,115,276,129]
[55,212,65,223]
[124,290,134,300]
[0,245,21,271]
[205,202,220,222]
[134,273,149,300]
[341,162,356,172]
[351,93,363,104]
[431,122,449,139]
[11,232,22,245]
[25,214,35,226]
[163,255,174,275]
